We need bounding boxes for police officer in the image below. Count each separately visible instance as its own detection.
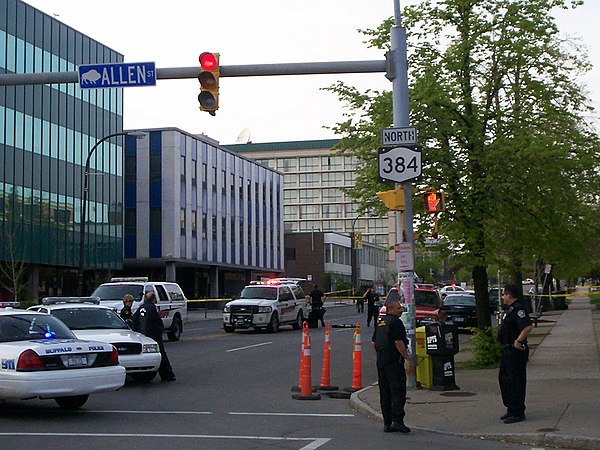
[120,294,134,325]
[498,284,533,423]
[371,299,414,433]
[309,284,326,327]
[132,291,176,382]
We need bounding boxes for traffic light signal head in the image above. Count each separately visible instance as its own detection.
[424,191,445,213]
[198,52,220,115]
[376,187,406,211]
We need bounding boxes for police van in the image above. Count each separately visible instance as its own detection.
[222,278,308,333]
[91,278,187,341]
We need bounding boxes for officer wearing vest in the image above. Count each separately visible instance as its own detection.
[371,299,414,433]
[498,284,533,424]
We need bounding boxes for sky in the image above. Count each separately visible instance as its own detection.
[25,0,600,146]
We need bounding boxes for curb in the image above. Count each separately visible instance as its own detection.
[350,385,600,449]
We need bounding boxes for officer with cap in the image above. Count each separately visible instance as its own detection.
[132,290,176,382]
[371,299,414,433]
[498,284,533,423]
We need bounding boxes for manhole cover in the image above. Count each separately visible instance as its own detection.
[439,391,477,397]
[537,428,558,432]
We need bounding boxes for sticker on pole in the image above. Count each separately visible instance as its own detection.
[378,146,421,183]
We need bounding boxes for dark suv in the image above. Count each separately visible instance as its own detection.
[381,286,442,326]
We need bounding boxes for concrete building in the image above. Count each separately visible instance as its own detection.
[0,0,123,299]
[123,128,285,298]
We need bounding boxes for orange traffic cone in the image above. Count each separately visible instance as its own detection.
[292,321,320,400]
[291,323,308,392]
[345,322,363,392]
[319,321,338,391]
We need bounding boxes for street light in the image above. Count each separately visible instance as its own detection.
[77,131,146,295]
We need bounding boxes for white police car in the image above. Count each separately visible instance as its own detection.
[0,308,125,409]
[28,297,161,383]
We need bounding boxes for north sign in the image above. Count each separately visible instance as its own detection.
[378,146,422,183]
[381,126,418,147]
[78,62,156,89]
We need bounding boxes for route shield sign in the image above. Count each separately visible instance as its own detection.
[378,146,422,183]
[78,62,156,89]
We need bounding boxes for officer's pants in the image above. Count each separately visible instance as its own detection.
[154,335,175,380]
[377,362,407,426]
[367,306,379,326]
[499,347,529,417]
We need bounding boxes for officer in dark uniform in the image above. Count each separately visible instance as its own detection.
[120,294,134,325]
[371,299,414,433]
[498,284,533,423]
[132,291,176,382]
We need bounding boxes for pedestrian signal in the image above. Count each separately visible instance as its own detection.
[198,52,220,115]
[424,191,445,213]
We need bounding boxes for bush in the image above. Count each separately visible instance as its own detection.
[589,292,600,305]
[468,326,502,368]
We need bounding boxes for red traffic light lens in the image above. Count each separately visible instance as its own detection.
[199,52,217,70]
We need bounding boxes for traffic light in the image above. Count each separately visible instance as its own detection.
[198,52,220,115]
[376,186,406,211]
[354,232,363,249]
[424,191,445,213]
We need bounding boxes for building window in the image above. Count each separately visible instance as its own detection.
[299,157,319,171]
[180,209,186,235]
[277,158,297,172]
[284,247,296,261]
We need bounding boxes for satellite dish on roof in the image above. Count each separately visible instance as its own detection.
[236,128,251,144]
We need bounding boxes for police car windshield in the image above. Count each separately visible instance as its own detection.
[92,285,145,301]
[0,314,75,342]
[51,308,129,330]
[238,287,278,300]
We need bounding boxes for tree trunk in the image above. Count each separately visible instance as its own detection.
[473,264,491,328]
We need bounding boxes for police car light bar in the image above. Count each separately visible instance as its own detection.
[110,277,149,282]
[0,301,20,308]
[42,297,101,305]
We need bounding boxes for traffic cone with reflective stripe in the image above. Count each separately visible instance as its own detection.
[292,321,320,400]
[291,323,308,392]
[318,321,338,391]
[345,322,363,392]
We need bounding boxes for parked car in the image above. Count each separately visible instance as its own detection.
[0,308,125,409]
[91,277,187,341]
[522,278,534,285]
[29,297,162,382]
[379,286,442,326]
[439,285,466,298]
[441,293,478,328]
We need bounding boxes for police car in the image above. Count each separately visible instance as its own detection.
[0,308,125,409]
[222,278,308,333]
[28,297,161,383]
[91,278,188,341]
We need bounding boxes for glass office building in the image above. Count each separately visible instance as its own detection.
[0,0,124,299]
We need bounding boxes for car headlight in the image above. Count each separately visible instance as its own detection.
[223,306,231,313]
[257,306,272,313]
[142,344,159,353]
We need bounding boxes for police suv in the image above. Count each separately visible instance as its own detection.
[91,278,188,341]
[0,308,125,409]
[222,278,308,333]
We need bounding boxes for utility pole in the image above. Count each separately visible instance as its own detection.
[391,0,417,388]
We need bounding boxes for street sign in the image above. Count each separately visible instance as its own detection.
[378,146,422,183]
[78,62,156,89]
[395,243,414,271]
[381,126,417,147]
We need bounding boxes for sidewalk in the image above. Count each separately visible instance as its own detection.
[352,289,600,449]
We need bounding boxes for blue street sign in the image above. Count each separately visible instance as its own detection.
[78,62,156,89]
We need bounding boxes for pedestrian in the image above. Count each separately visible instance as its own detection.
[365,287,380,327]
[132,291,176,382]
[357,289,365,314]
[309,284,326,327]
[120,294,134,325]
[371,299,414,433]
[498,284,533,424]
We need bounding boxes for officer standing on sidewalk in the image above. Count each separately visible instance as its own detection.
[498,284,533,424]
[371,299,414,433]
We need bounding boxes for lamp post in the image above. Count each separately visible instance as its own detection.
[77,131,146,295]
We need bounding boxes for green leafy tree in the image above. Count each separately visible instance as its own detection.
[326,0,600,328]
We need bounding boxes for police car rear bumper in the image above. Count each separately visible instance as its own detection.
[0,365,126,400]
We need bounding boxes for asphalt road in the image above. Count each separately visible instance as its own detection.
[0,305,535,449]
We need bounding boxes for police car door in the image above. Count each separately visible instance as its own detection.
[153,284,172,325]
[278,286,294,322]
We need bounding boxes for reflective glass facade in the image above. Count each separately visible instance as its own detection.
[0,0,124,276]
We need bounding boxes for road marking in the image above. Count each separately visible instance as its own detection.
[229,412,355,417]
[0,432,331,449]
[226,341,273,352]
[86,410,212,415]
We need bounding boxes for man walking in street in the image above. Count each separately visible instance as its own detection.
[309,284,326,327]
[371,299,414,433]
[365,286,380,327]
[132,290,176,382]
[498,284,533,424]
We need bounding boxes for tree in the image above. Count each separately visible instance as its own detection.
[326,0,600,328]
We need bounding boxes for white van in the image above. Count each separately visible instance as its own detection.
[91,277,187,341]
